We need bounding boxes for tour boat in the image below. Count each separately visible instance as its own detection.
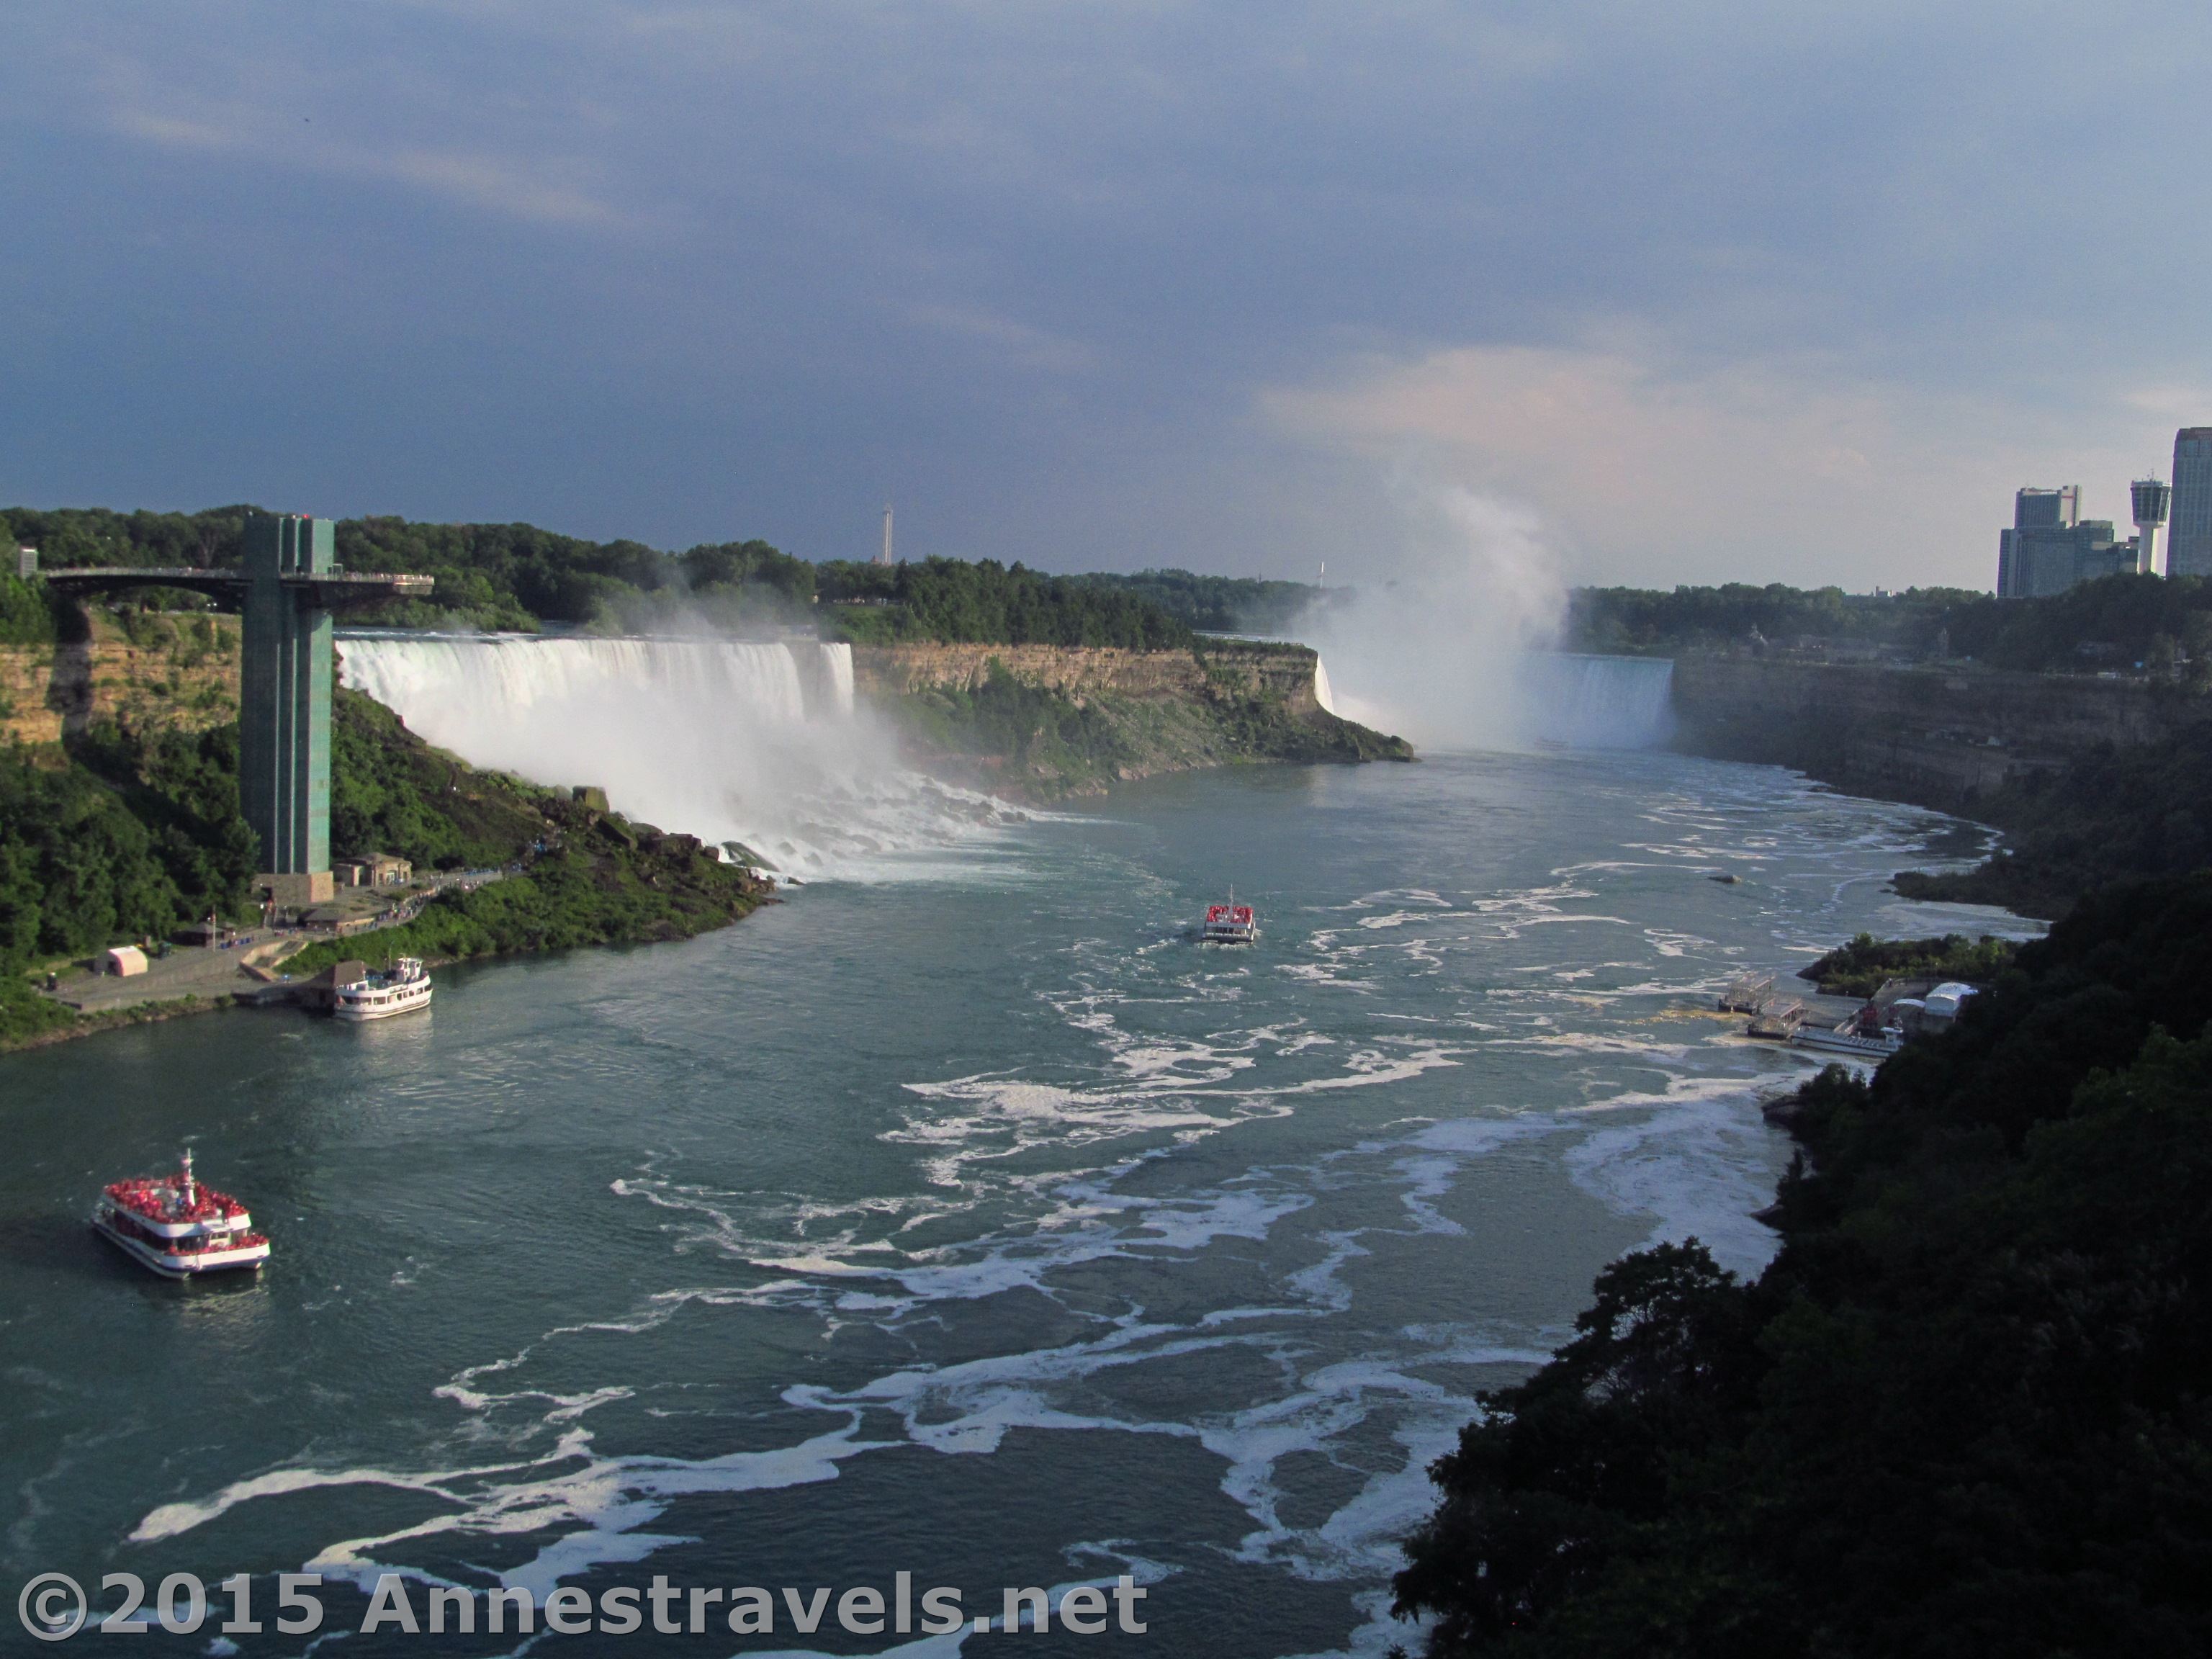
[1789,1002,1905,1059]
[1201,894,1258,945]
[333,956,433,1021]
[93,1150,270,1279]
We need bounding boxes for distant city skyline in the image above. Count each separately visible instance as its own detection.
[1,4,2209,592]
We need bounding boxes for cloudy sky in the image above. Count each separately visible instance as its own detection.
[3,1,2208,590]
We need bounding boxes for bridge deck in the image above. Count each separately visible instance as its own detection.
[42,567,432,604]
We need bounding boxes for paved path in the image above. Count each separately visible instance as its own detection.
[53,932,313,1014]
[45,870,510,1015]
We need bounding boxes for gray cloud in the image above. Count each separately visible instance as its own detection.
[1,1,2206,585]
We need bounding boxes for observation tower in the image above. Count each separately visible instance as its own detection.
[2132,477,2172,575]
[44,513,432,907]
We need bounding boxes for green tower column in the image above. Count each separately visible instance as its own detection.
[240,513,336,907]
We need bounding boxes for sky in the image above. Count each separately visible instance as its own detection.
[2,1,2209,592]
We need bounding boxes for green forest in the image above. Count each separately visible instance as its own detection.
[0,721,261,1044]
[1566,570,2212,680]
[1068,568,1332,634]
[1,503,1338,644]
[1,503,1200,647]
[1890,720,2212,916]
[1799,931,2019,997]
[1394,874,2212,1656]
[814,556,1196,649]
[0,688,763,1049]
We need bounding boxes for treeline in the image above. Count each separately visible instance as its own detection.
[340,519,815,633]
[30,499,2212,674]
[1067,569,1326,635]
[817,557,1193,649]
[1,503,1192,648]
[1566,571,2212,680]
[1565,581,1977,655]
[1395,873,2212,1655]
[1799,930,2018,996]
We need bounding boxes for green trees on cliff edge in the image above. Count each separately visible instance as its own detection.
[1393,874,2212,1657]
[1,689,763,1048]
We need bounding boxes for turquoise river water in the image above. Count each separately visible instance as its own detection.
[1,752,2034,1655]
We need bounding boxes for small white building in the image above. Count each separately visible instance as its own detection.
[104,945,149,977]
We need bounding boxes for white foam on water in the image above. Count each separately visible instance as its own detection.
[1560,1076,1794,1275]
[121,751,1995,1655]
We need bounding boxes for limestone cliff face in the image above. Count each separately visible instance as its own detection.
[852,639,1326,711]
[853,639,1403,797]
[0,611,240,747]
[1669,654,2199,813]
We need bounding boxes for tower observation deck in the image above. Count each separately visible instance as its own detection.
[43,513,432,907]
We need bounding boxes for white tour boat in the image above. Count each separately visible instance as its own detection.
[1789,999,1905,1059]
[333,956,433,1022]
[1201,894,1258,945]
[94,1150,270,1279]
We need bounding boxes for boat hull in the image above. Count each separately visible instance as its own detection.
[1789,1027,1902,1058]
[333,982,433,1022]
[93,1216,269,1278]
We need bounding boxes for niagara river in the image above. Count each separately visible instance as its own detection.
[0,750,2032,1656]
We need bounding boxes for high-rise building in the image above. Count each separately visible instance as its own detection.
[2013,485,2079,530]
[1997,486,2132,598]
[2170,428,2212,579]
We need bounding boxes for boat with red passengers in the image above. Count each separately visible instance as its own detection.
[1201,893,1258,945]
[93,1150,271,1279]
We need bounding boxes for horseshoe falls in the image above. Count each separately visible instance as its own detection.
[1519,652,1677,748]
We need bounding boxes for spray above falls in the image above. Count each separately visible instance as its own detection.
[1295,484,1674,752]
[338,635,1014,879]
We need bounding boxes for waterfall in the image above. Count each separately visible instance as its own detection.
[338,634,1000,879]
[344,637,824,725]
[1313,657,1339,716]
[1515,653,1675,749]
[821,642,855,717]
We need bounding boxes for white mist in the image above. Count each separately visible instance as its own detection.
[338,635,1014,879]
[1300,485,1675,752]
[1302,486,1566,751]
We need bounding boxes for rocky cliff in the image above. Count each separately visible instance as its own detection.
[1669,653,2203,814]
[855,639,1408,796]
[0,611,240,748]
[853,638,1329,707]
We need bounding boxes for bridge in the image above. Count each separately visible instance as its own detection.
[48,518,433,909]
[43,567,432,606]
